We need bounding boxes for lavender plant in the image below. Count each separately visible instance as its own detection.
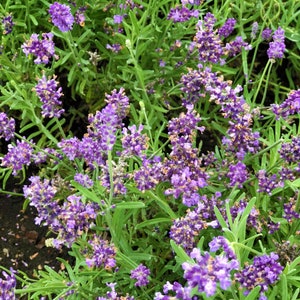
[0,0,300,299]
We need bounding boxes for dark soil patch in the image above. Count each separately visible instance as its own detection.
[0,182,71,288]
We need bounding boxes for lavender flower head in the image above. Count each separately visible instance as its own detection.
[34,74,64,118]
[121,124,148,157]
[53,195,99,248]
[75,7,86,26]
[2,13,14,35]
[227,161,248,188]
[23,176,59,226]
[0,268,16,299]
[182,239,239,297]
[74,173,93,188]
[279,135,300,163]
[267,27,285,59]
[218,18,236,38]
[97,283,134,300]
[21,32,56,64]
[189,13,224,64]
[235,253,283,299]
[85,235,116,269]
[262,28,272,40]
[49,2,74,32]
[1,140,33,175]
[87,88,129,151]
[130,264,151,287]
[225,36,252,57]
[272,89,300,119]
[167,6,199,23]
[0,112,15,141]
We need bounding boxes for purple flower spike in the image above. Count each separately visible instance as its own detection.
[85,235,116,269]
[2,13,14,35]
[34,74,64,118]
[182,245,238,297]
[49,2,74,32]
[21,33,56,64]
[272,89,300,119]
[227,161,248,188]
[0,268,16,299]
[218,18,236,38]
[0,112,15,141]
[235,253,283,300]
[1,140,33,175]
[267,27,285,59]
[130,264,151,287]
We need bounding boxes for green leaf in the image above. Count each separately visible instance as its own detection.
[244,285,261,300]
[29,14,38,26]
[115,201,145,210]
[70,181,100,203]
[135,218,171,229]
[280,273,289,300]
[291,288,300,300]
[213,206,228,229]
[170,240,192,263]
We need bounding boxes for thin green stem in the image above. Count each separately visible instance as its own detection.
[252,59,272,105]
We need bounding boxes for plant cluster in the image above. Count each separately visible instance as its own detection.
[0,0,300,299]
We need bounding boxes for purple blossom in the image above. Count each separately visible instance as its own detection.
[262,28,272,40]
[235,253,283,299]
[272,89,300,119]
[189,13,224,64]
[57,137,81,161]
[74,173,93,188]
[21,32,56,64]
[182,239,238,297]
[121,125,148,157]
[2,13,14,35]
[23,176,59,226]
[257,170,284,195]
[170,195,221,252]
[31,147,62,165]
[283,198,300,223]
[167,6,199,23]
[222,115,260,160]
[75,7,86,26]
[279,135,300,163]
[100,158,128,195]
[181,0,203,4]
[130,264,151,287]
[119,0,143,10]
[106,43,122,53]
[224,36,252,57]
[164,108,208,206]
[24,176,99,248]
[87,87,129,152]
[53,195,99,248]
[227,161,248,188]
[1,140,33,175]
[154,281,192,300]
[85,235,116,269]
[251,22,259,39]
[49,2,74,32]
[34,74,64,118]
[133,156,164,191]
[267,27,285,59]
[113,14,124,24]
[97,283,135,300]
[0,269,16,299]
[218,18,236,38]
[0,112,15,141]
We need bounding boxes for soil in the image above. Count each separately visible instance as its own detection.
[0,178,71,288]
